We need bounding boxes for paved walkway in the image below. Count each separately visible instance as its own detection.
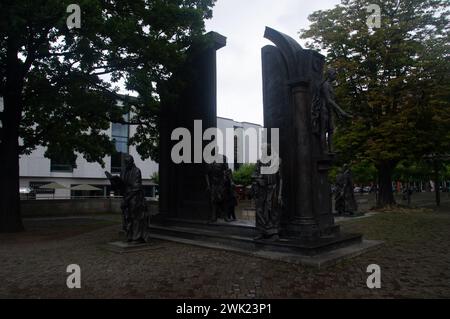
[0,210,449,298]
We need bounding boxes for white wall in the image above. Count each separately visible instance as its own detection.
[19,119,159,184]
[217,117,262,171]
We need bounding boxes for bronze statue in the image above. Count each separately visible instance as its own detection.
[312,68,352,153]
[105,154,151,243]
[224,169,237,221]
[205,155,230,222]
[252,145,282,240]
[334,164,358,216]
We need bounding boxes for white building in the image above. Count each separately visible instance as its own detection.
[216,117,263,171]
[19,120,159,199]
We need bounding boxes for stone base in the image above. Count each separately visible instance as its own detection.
[107,241,159,254]
[148,220,383,268]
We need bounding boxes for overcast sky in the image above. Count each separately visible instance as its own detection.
[204,0,341,125]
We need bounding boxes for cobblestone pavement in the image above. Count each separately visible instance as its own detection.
[0,211,449,299]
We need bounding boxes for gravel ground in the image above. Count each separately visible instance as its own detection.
[0,210,449,299]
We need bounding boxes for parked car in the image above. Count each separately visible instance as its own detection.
[354,187,362,193]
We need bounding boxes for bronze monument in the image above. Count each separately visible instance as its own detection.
[106,154,151,243]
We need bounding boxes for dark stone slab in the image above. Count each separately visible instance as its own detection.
[148,222,382,268]
[158,31,227,222]
[149,221,363,257]
[107,241,161,254]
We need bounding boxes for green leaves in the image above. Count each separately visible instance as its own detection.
[1,0,216,165]
[233,164,256,187]
[301,0,450,168]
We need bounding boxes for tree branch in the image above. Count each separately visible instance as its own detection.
[106,115,148,126]
[22,26,53,76]
[86,80,152,126]
[36,51,76,58]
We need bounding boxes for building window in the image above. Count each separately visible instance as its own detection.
[50,153,75,172]
[111,114,130,173]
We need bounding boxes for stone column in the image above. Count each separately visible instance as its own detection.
[286,81,320,240]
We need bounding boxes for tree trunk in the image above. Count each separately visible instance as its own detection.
[0,39,25,233]
[0,135,24,232]
[0,93,24,232]
[376,161,396,208]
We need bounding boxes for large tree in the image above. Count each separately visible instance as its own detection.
[300,0,449,207]
[0,0,216,232]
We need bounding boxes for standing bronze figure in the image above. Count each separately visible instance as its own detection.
[252,145,282,240]
[224,169,237,221]
[335,164,358,216]
[105,154,151,243]
[312,68,352,153]
[205,155,229,222]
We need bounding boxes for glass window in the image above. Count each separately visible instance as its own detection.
[111,113,129,173]
[112,123,129,139]
[50,154,75,172]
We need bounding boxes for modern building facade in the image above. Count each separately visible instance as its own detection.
[19,120,159,199]
[216,116,263,171]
